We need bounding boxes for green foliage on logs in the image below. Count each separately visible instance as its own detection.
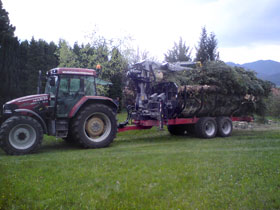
[161,61,273,116]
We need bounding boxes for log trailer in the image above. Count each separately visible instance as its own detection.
[118,60,252,136]
[0,62,252,155]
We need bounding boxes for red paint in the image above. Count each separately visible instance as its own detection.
[168,117,199,125]
[6,94,49,110]
[49,68,97,76]
[131,118,199,127]
[231,116,253,122]
[118,125,153,132]
[118,116,253,133]
[68,96,117,118]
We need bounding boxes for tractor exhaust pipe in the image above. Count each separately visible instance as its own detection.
[37,70,42,94]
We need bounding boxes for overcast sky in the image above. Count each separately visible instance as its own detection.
[2,0,280,63]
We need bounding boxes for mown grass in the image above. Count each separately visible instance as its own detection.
[0,117,280,209]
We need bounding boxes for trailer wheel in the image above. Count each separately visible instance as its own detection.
[73,104,117,148]
[195,117,217,138]
[216,117,232,137]
[167,125,187,135]
[0,116,43,155]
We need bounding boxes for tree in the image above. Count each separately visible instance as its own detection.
[207,32,219,61]
[0,1,59,106]
[0,0,20,105]
[0,0,15,41]
[195,27,208,63]
[195,27,219,63]
[0,36,21,101]
[57,39,79,67]
[20,38,59,95]
[56,37,128,106]
[107,48,126,107]
[128,47,157,64]
[164,37,191,62]
[267,88,280,117]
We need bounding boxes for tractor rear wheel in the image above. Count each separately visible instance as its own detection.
[0,116,43,155]
[73,104,117,148]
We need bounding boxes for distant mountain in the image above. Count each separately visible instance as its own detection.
[226,60,280,85]
[226,62,242,67]
[261,73,280,86]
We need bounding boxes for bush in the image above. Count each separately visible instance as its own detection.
[267,88,280,118]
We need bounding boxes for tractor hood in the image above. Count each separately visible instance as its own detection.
[3,94,49,114]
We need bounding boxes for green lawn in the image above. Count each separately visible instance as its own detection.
[0,124,280,209]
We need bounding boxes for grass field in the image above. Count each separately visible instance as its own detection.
[0,118,280,209]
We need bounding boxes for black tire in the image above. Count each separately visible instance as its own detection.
[195,117,217,138]
[72,104,117,148]
[0,116,43,155]
[167,124,187,136]
[216,117,233,137]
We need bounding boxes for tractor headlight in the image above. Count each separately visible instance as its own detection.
[3,104,12,114]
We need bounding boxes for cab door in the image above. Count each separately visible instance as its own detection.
[56,76,84,118]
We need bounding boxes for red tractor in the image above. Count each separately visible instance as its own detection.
[0,67,118,155]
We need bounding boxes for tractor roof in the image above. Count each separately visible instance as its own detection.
[48,67,96,76]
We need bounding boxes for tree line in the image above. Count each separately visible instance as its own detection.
[0,0,218,108]
[164,27,219,63]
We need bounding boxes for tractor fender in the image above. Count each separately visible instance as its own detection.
[14,109,48,133]
[68,96,118,118]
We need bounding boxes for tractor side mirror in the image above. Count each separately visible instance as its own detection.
[50,76,56,86]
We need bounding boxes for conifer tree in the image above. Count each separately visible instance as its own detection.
[207,32,219,61]
[195,27,219,63]
[195,27,209,63]
[0,0,15,41]
[0,0,19,105]
[165,37,191,62]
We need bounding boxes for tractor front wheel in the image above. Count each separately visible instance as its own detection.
[73,104,117,148]
[0,116,43,155]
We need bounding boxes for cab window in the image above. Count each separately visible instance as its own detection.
[84,77,95,96]
[58,77,81,97]
[70,78,80,92]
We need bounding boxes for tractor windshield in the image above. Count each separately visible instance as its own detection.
[45,76,58,97]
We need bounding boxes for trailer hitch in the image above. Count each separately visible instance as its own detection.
[117,105,133,129]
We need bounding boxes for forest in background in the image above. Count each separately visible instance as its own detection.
[0,1,218,107]
[2,1,280,117]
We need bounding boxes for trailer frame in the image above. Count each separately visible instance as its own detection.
[118,116,253,132]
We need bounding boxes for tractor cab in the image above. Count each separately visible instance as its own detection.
[45,68,97,117]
